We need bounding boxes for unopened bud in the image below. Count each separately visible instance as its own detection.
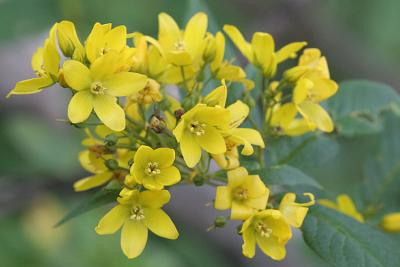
[192,175,204,186]
[174,109,185,121]
[105,134,118,146]
[214,216,227,228]
[149,115,166,133]
[105,159,119,171]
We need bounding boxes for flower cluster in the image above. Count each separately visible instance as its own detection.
[8,12,340,260]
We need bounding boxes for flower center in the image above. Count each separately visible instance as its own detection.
[255,222,273,238]
[189,121,206,136]
[145,162,161,176]
[129,205,145,221]
[90,82,107,95]
[35,65,47,78]
[233,187,248,201]
[99,47,110,56]
[174,40,185,51]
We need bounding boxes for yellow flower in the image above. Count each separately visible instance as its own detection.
[380,212,400,232]
[7,24,59,97]
[241,209,292,260]
[319,194,364,223]
[85,23,127,63]
[279,193,315,228]
[96,189,179,259]
[157,12,208,66]
[130,146,180,190]
[293,77,337,132]
[57,20,85,61]
[223,24,306,77]
[62,51,148,131]
[211,140,240,170]
[173,104,230,168]
[214,167,269,220]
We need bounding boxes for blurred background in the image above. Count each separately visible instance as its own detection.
[1,0,399,266]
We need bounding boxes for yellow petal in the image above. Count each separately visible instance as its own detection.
[167,50,192,65]
[196,126,226,154]
[242,227,256,258]
[73,172,113,192]
[251,32,274,67]
[85,22,112,63]
[93,94,126,131]
[90,51,123,81]
[297,101,334,132]
[270,102,297,128]
[31,47,44,73]
[43,24,60,77]
[227,101,249,128]
[231,128,265,154]
[7,77,53,97]
[210,32,225,69]
[158,12,181,50]
[68,90,94,123]
[256,235,286,261]
[103,72,147,97]
[104,25,126,52]
[244,175,268,198]
[293,78,313,104]
[381,213,400,232]
[133,145,153,170]
[95,205,129,234]
[337,194,364,223]
[139,190,171,209]
[180,133,202,168]
[184,12,208,59]
[227,167,248,188]
[152,147,176,168]
[214,186,232,210]
[231,202,255,220]
[63,60,92,91]
[276,42,307,63]
[223,25,253,61]
[57,20,83,57]
[156,166,181,186]
[203,83,227,107]
[121,220,148,259]
[279,193,310,228]
[143,208,179,239]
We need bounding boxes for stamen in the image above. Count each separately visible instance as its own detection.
[145,162,161,176]
[90,82,107,95]
[189,121,206,136]
[130,205,145,221]
[256,222,273,238]
[233,187,248,201]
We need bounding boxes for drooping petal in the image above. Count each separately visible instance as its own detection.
[196,126,226,154]
[103,72,147,97]
[256,235,286,261]
[121,220,148,259]
[251,32,274,67]
[242,228,256,258]
[7,77,53,97]
[214,186,232,210]
[63,60,92,91]
[67,90,94,123]
[276,42,307,63]
[223,25,253,61]
[155,166,181,186]
[227,101,249,128]
[95,205,129,235]
[143,208,179,239]
[139,190,171,209]
[297,101,334,132]
[231,128,265,154]
[73,172,113,192]
[180,133,202,168]
[93,94,126,131]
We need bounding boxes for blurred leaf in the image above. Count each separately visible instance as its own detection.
[302,205,400,267]
[55,189,119,227]
[328,80,400,137]
[361,111,400,217]
[260,165,322,189]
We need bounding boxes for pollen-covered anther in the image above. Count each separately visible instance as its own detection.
[256,222,273,238]
[130,205,145,221]
[145,162,161,176]
[90,81,107,95]
[35,65,47,77]
[174,40,185,51]
[189,121,206,136]
[99,47,110,56]
[233,187,248,201]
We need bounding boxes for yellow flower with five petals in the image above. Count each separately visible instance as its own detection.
[62,51,147,131]
[95,188,179,259]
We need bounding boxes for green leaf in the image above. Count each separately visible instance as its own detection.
[361,111,400,216]
[327,80,400,136]
[55,189,119,227]
[260,165,322,189]
[302,205,400,267]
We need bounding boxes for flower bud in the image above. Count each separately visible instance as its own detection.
[132,79,162,104]
[203,33,216,62]
[105,159,119,171]
[105,134,118,146]
[149,115,166,133]
[214,216,226,228]
[193,175,204,186]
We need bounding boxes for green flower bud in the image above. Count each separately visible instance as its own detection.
[105,159,119,171]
